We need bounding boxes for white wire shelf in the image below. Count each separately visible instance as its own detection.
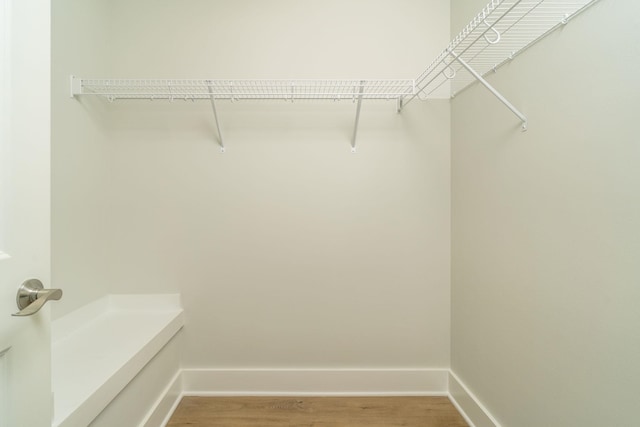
[70,0,602,149]
[71,78,415,101]
[411,0,601,101]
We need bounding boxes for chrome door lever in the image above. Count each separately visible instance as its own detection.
[12,279,63,317]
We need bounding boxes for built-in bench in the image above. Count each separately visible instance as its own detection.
[52,294,183,427]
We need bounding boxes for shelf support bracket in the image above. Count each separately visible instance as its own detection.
[351,81,365,153]
[70,75,82,98]
[449,50,528,131]
[207,84,225,153]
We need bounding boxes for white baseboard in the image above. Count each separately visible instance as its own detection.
[448,371,501,427]
[146,369,502,427]
[181,368,449,396]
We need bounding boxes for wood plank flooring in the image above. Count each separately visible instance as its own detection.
[167,396,469,426]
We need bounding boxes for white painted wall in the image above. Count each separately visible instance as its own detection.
[52,0,114,317]
[106,0,449,82]
[53,0,452,372]
[451,1,640,426]
[107,99,452,369]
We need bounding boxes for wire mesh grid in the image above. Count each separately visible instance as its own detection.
[76,79,415,101]
[75,0,599,105]
[413,0,600,99]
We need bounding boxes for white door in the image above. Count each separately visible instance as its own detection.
[0,0,53,426]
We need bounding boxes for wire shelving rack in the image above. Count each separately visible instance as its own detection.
[72,79,415,101]
[71,0,602,151]
[403,0,602,129]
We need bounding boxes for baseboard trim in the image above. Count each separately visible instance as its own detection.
[148,369,502,427]
[141,370,182,427]
[448,371,501,427]
[181,368,449,396]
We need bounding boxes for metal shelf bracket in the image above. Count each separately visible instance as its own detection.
[449,50,527,131]
[351,81,365,153]
[70,75,81,98]
[207,83,225,153]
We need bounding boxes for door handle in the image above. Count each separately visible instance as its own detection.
[12,279,63,317]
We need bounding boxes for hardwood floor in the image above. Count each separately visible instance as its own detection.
[167,396,469,426]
